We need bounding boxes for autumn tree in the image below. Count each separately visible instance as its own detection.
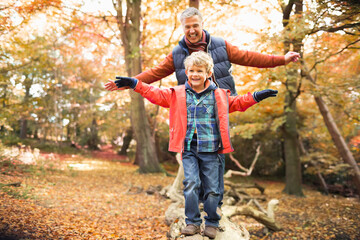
[1,0,113,147]
[271,0,360,196]
[280,0,304,196]
[189,0,199,9]
[0,0,61,139]
[112,0,162,173]
[298,0,360,195]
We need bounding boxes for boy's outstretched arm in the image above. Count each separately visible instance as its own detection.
[252,89,278,102]
[228,89,278,113]
[107,76,172,108]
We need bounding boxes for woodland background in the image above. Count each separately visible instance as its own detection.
[0,0,360,239]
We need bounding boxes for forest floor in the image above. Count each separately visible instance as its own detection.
[0,147,359,240]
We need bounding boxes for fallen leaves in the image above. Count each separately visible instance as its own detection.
[0,152,173,239]
[1,149,360,239]
[232,181,360,239]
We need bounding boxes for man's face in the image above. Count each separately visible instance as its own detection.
[182,15,203,44]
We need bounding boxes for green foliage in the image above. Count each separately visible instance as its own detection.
[0,0,358,183]
[0,184,33,200]
[231,123,266,139]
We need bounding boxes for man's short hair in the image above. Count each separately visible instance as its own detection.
[184,51,213,74]
[180,7,203,23]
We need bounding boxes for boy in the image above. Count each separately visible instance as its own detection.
[109,51,277,239]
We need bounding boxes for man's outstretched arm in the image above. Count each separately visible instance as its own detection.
[226,41,300,68]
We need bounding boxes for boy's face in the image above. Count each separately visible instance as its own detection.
[186,64,212,92]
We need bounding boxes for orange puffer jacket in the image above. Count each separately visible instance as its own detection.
[133,81,257,154]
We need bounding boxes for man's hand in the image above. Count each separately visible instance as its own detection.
[104,80,123,91]
[253,89,278,102]
[284,51,300,65]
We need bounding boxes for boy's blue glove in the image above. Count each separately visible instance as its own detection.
[115,76,138,89]
[253,89,278,102]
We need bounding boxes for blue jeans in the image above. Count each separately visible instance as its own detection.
[199,153,225,208]
[182,143,221,227]
[218,153,225,208]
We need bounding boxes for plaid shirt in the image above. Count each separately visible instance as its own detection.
[184,81,220,152]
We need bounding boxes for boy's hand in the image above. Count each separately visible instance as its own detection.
[115,76,138,89]
[284,51,300,64]
[253,89,278,102]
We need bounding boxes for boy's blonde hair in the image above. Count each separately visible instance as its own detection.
[184,51,214,74]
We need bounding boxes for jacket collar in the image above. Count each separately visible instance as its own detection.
[185,79,217,98]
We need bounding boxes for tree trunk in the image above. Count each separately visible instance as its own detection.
[314,96,360,196]
[87,118,100,150]
[34,128,39,139]
[114,0,162,173]
[118,128,133,155]
[20,118,27,139]
[189,0,199,9]
[130,91,162,172]
[282,0,304,196]
[20,76,32,139]
[165,154,184,202]
[66,123,71,141]
[0,84,7,134]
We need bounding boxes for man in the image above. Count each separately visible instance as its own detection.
[104,6,299,234]
[106,7,300,94]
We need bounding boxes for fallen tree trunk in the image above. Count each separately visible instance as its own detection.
[162,153,251,239]
[164,155,185,202]
[222,199,282,231]
[224,180,265,195]
[166,203,250,240]
[225,145,261,178]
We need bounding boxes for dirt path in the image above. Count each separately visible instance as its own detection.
[1,148,360,239]
[0,150,173,239]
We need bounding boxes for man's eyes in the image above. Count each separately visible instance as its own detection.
[185,25,199,29]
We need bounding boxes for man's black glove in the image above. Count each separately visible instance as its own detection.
[253,89,278,102]
[115,76,138,89]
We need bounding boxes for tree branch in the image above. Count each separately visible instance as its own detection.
[309,38,360,73]
[310,22,360,35]
[225,145,261,177]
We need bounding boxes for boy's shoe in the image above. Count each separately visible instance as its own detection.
[204,225,217,239]
[181,224,200,236]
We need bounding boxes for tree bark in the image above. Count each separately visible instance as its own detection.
[314,95,360,196]
[166,203,250,240]
[20,76,32,139]
[87,118,100,150]
[20,118,27,139]
[114,0,162,173]
[222,199,282,232]
[164,154,184,202]
[282,0,304,196]
[189,0,199,9]
[118,128,133,156]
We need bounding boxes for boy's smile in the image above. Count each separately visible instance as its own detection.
[186,64,212,93]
